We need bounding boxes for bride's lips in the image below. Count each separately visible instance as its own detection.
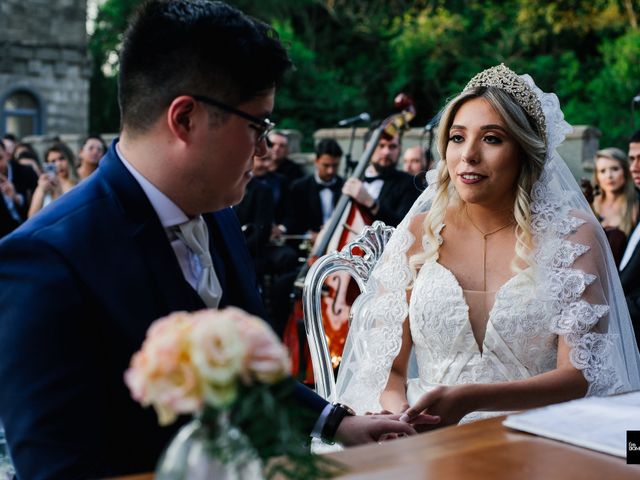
[458,172,487,184]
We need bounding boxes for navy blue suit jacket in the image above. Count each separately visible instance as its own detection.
[0,144,327,479]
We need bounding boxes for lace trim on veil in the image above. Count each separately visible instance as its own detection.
[335,74,633,414]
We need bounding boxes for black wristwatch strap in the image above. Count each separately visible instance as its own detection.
[320,403,355,444]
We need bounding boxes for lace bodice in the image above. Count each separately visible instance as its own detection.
[410,261,557,388]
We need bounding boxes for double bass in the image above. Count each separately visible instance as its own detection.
[284,94,416,383]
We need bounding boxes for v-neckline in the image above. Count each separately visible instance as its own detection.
[430,261,525,354]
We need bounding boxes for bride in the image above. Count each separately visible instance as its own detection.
[335,64,640,428]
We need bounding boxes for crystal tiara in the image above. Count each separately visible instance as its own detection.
[464,63,546,137]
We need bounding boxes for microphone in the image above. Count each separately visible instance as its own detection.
[633,92,640,104]
[424,110,443,132]
[337,112,371,127]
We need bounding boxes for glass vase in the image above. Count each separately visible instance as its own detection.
[155,412,264,480]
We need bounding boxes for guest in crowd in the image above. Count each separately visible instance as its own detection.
[402,145,428,190]
[620,130,640,349]
[13,142,42,175]
[268,130,304,185]
[341,131,420,227]
[0,139,37,239]
[286,138,344,241]
[28,142,79,218]
[1,133,17,159]
[77,134,107,180]
[0,2,415,478]
[591,147,638,265]
[233,152,276,273]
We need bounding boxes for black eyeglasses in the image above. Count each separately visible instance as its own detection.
[191,95,275,143]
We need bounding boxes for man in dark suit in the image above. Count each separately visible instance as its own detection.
[620,129,640,348]
[233,164,275,266]
[268,130,304,186]
[286,138,344,238]
[342,131,420,227]
[0,2,415,478]
[0,140,37,238]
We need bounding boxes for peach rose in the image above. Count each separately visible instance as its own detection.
[189,310,245,407]
[225,307,291,384]
[124,312,203,425]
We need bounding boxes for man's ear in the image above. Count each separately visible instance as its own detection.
[166,96,198,142]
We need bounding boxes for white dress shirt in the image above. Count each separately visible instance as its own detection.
[620,223,640,271]
[116,144,221,300]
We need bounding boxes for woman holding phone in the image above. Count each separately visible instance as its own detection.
[28,142,78,218]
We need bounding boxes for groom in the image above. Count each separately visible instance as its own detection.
[0,1,415,478]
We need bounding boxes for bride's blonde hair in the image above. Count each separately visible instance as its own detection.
[410,86,547,276]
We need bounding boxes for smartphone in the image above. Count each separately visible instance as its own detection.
[43,163,57,178]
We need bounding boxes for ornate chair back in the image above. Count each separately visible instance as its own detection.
[302,221,395,401]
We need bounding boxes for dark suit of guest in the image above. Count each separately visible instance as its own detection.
[620,228,640,349]
[254,171,290,225]
[286,174,344,235]
[0,160,38,238]
[0,143,327,479]
[275,157,304,187]
[234,177,275,257]
[370,169,421,227]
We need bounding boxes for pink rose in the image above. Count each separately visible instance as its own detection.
[224,307,291,384]
[124,312,203,425]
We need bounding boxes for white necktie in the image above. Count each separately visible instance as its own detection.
[174,216,222,308]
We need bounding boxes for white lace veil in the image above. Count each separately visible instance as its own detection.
[335,67,640,414]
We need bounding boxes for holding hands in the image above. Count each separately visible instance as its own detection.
[399,385,474,431]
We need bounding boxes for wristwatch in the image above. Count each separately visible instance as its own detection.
[321,402,356,444]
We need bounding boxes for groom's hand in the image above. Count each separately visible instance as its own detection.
[334,414,417,446]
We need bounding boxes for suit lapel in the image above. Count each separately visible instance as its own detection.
[309,178,324,227]
[100,144,204,314]
[206,208,266,318]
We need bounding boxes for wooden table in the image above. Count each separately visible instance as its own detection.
[114,416,639,479]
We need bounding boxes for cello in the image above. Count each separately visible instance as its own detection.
[284,94,416,383]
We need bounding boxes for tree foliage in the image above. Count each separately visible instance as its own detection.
[89,0,640,149]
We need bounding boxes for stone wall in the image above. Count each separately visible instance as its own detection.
[0,0,90,137]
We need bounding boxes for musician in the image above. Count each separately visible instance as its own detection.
[285,138,344,240]
[402,145,429,190]
[268,131,304,186]
[233,161,275,267]
[342,131,420,227]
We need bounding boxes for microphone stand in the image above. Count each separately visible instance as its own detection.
[344,124,358,177]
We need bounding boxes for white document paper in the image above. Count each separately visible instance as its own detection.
[502,390,640,457]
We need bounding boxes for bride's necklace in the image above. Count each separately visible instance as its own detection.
[465,205,515,291]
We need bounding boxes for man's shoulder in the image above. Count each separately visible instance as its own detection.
[3,174,114,250]
[290,174,314,191]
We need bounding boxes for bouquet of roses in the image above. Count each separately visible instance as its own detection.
[125,307,337,479]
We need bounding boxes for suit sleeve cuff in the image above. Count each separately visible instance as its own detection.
[310,403,333,438]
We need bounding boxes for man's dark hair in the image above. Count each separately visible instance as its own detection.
[315,138,343,158]
[118,0,292,133]
[630,130,640,144]
[2,133,17,143]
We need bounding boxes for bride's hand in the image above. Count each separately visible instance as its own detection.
[399,385,472,428]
